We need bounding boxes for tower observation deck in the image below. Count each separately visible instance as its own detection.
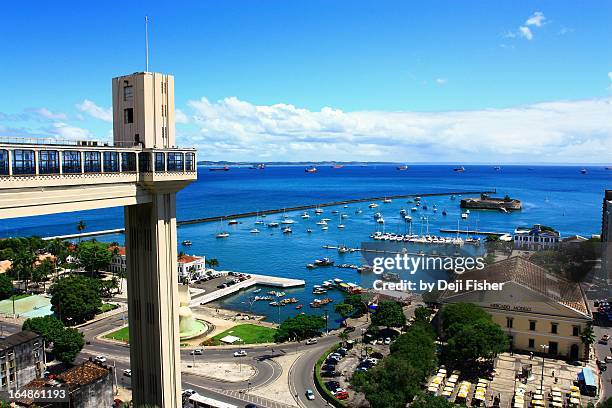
[0,71,196,407]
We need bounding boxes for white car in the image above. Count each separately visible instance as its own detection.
[123,369,131,377]
[306,389,315,400]
[190,349,203,355]
[305,338,318,345]
[384,337,391,345]
[94,355,107,363]
[233,350,247,357]
[606,356,612,363]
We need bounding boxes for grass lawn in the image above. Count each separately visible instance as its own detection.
[104,326,130,342]
[211,324,276,345]
[98,303,118,314]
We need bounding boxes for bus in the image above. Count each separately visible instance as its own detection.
[188,393,239,408]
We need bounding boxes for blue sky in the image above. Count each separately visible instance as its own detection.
[1,1,611,162]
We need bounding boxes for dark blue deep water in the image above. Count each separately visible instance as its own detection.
[1,165,610,326]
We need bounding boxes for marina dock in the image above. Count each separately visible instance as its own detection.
[191,272,305,306]
[439,228,508,236]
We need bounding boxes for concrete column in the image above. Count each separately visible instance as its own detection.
[124,192,181,408]
[7,149,12,176]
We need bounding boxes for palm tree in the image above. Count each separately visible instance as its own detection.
[205,258,219,269]
[339,330,349,346]
[76,220,86,242]
[580,322,595,360]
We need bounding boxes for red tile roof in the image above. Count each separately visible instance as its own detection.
[178,254,203,264]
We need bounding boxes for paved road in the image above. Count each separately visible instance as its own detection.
[593,324,612,400]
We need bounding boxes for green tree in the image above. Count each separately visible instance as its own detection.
[32,259,53,290]
[274,314,325,342]
[53,327,84,363]
[441,303,509,369]
[9,247,35,292]
[0,275,13,300]
[414,306,432,323]
[77,240,113,276]
[50,275,102,324]
[205,258,219,268]
[22,316,65,343]
[338,330,349,345]
[371,300,406,328]
[411,393,458,408]
[580,322,595,360]
[334,303,354,320]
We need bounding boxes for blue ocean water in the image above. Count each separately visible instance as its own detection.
[1,165,610,326]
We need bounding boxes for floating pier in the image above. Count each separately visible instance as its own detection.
[191,272,305,306]
[439,228,508,236]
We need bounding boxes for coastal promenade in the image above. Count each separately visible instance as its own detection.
[191,272,305,307]
[38,189,497,240]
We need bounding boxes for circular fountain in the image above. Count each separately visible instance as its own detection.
[178,285,208,340]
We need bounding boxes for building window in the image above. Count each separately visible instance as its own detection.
[506,317,513,329]
[124,108,134,124]
[62,151,81,173]
[0,149,9,175]
[573,326,580,337]
[12,149,36,175]
[103,151,119,172]
[84,151,101,173]
[167,153,183,171]
[124,84,133,101]
[186,153,195,171]
[138,152,150,172]
[121,152,136,172]
[155,152,165,171]
[529,321,536,331]
[551,323,558,334]
[528,339,535,348]
[38,150,60,174]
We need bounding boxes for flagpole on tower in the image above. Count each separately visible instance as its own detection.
[145,16,149,72]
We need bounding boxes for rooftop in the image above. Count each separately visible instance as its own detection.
[440,256,589,317]
[58,360,110,387]
[0,330,40,350]
[178,254,204,263]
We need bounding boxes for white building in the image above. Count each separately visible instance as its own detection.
[177,254,206,281]
[109,246,126,274]
[513,224,560,250]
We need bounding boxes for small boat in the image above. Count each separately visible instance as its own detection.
[216,232,230,238]
[305,166,318,173]
[314,207,323,214]
[341,214,348,219]
[282,227,292,234]
[355,209,363,214]
[466,209,470,214]
[182,240,192,246]
[396,165,408,171]
[453,166,465,172]
[209,166,230,171]
[411,207,418,212]
[250,228,260,234]
[316,220,327,226]
[295,304,303,310]
[301,213,310,219]
[254,220,264,225]
[442,209,447,216]
[253,288,262,293]
[450,194,456,200]
[376,218,384,224]
[580,168,588,174]
[306,263,316,269]
[314,258,334,266]
[337,224,345,229]
[228,219,239,225]
[422,204,428,210]
[494,166,501,171]
[331,210,339,214]
[383,198,392,203]
[321,226,328,230]
[281,219,295,224]
[344,205,348,208]
[399,209,407,216]
[368,203,379,208]
[404,215,412,222]
[331,164,344,169]
[461,213,468,219]
[267,222,279,228]
[373,212,382,219]
[306,228,313,233]
[338,245,350,254]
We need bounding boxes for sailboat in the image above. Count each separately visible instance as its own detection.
[254,211,264,225]
[250,228,260,234]
[216,218,230,238]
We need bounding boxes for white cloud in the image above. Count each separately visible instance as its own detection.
[34,108,67,120]
[519,26,533,40]
[435,78,447,85]
[76,99,112,122]
[506,12,546,41]
[525,11,546,27]
[181,96,612,163]
[50,122,94,140]
[175,109,189,124]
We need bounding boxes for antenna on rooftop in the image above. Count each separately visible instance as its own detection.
[145,16,150,72]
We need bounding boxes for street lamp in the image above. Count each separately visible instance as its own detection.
[540,344,549,393]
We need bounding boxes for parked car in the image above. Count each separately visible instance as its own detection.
[343,326,356,333]
[384,337,392,345]
[605,356,612,363]
[336,348,348,356]
[190,349,203,355]
[305,389,315,400]
[94,355,107,363]
[597,359,607,372]
[234,350,247,357]
[335,391,349,400]
[321,370,341,377]
[325,381,340,390]
[305,338,318,345]
[322,364,336,371]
